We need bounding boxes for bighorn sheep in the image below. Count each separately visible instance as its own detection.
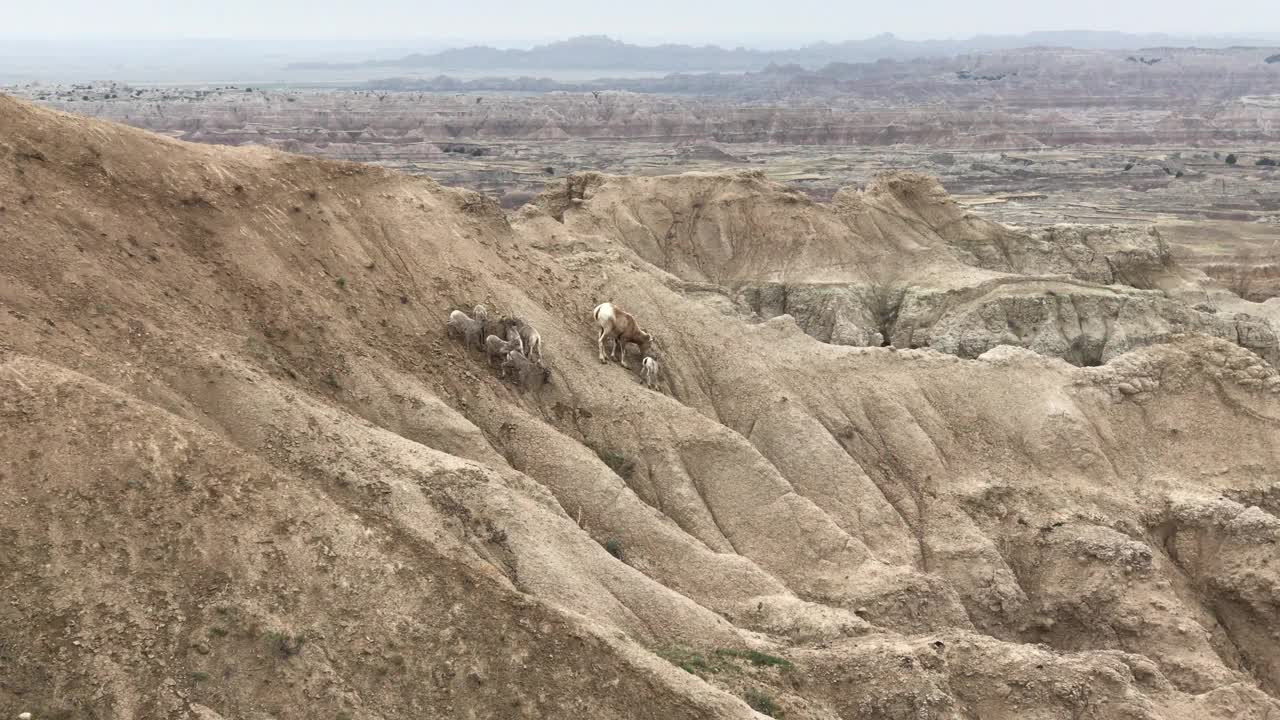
[447,304,488,351]
[484,327,524,366]
[512,319,543,364]
[491,315,543,363]
[640,355,660,390]
[503,349,551,388]
[593,302,652,369]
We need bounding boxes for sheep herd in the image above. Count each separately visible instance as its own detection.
[447,304,550,388]
[445,301,660,391]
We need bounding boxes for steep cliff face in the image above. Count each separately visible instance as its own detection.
[2,95,1280,720]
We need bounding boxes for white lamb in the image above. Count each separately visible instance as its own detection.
[640,355,660,390]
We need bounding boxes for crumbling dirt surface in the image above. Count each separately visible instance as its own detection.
[2,94,1280,720]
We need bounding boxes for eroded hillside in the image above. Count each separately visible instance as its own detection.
[2,95,1279,720]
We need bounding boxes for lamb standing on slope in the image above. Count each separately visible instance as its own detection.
[515,320,543,364]
[593,302,652,369]
[640,355,660,390]
[447,304,488,352]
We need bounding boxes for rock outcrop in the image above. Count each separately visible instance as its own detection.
[552,170,1280,367]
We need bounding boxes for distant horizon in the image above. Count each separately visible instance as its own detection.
[4,27,1278,87]
[6,0,1280,45]
[3,29,1280,56]
[3,29,1280,47]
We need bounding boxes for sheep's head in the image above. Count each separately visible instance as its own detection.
[474,304,489,321]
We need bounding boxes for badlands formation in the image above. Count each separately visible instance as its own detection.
[2,94,1280,719]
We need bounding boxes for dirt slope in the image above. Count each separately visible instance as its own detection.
[2,94,1280,720]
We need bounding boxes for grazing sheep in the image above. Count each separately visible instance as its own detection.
[503,349,551,389]
[484,333,523,366]
[447,304,488,351]
[640,355,660,390]
[593,302,652,368]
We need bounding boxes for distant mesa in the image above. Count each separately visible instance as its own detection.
[287,31,1280,74]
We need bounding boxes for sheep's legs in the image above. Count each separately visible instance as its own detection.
[597,328,608,363]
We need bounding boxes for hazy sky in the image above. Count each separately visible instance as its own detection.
[6,0,1279,44]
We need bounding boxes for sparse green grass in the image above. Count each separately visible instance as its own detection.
[744,688,783,718]
[657,646,718,676]
[657,645,795,677]
[715,648,795,670]
[208,626,229,638]
[336,277,347,289]
[191,671,211,683]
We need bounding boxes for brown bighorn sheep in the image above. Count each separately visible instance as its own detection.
[447,304,488,351]
[640,355,660,390]
[503,349,551,388]
[593,302,652,369]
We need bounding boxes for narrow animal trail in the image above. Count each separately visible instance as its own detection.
[2,94,1279,720]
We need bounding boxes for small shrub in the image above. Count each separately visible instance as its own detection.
[604,538,623,559]
[743,689,783,717]
[590,444,635,479]
[266,631,306,658]
[208,626,229,638]
[336,277,347,289]
[191,671,211,683]
[1257,157,1277,167]
[1226,153,1238,165]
